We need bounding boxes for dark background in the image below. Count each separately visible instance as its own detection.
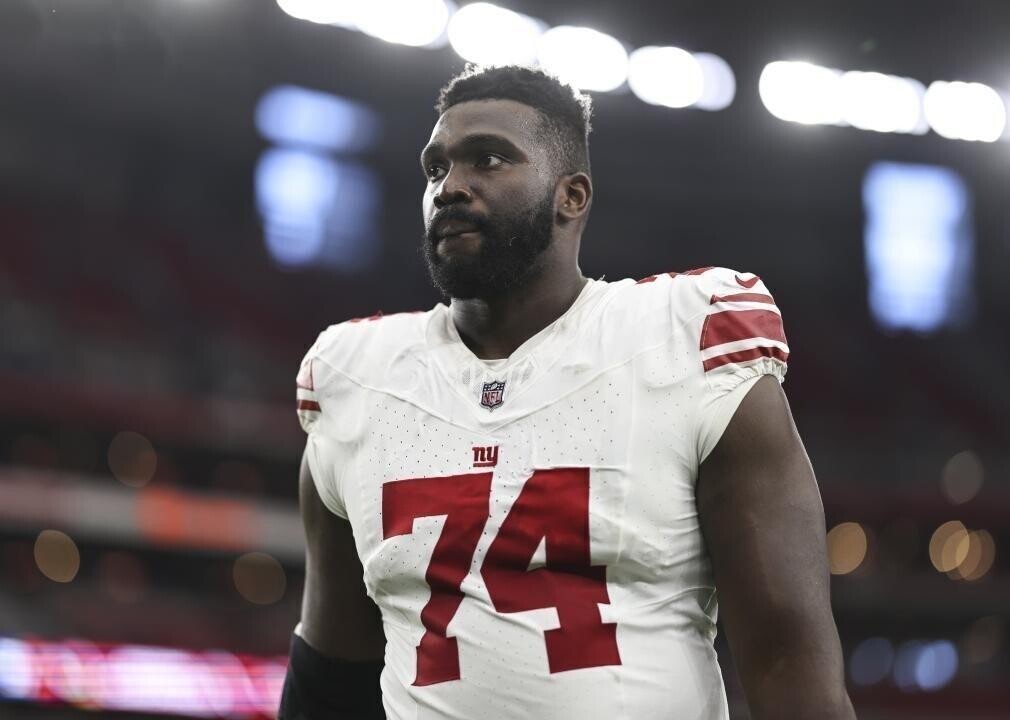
[0,0,1007,718]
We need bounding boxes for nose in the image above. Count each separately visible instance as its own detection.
[432,169,473,209]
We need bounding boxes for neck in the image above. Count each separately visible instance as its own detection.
[450,258,587,360]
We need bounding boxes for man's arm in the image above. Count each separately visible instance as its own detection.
[298,450,385,660]
[278,450,386,719]
[697,375,855,719]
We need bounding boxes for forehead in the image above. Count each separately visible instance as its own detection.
[425,99,544,152]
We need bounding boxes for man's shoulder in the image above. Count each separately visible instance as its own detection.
[582,266,778,364]
[305,306,439,376]
[596,265,736,323]
[628,264,756,296]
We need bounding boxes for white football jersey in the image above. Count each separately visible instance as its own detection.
[296,267,789,720]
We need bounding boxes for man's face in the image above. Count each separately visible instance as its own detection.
[420,99,557,300]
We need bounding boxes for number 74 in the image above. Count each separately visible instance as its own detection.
[382,467,622,686]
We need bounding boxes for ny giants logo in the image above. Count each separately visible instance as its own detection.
[472,445,499,468]
[480,380,505,410]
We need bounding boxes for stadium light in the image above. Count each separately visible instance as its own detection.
[256,149,334,267]
[840,71,926,134]
[863,162,974,334]
[627,46,704,108]
[447,3,544,66]
[256,149,381,271]
[34,530,80,583]
[0,635,288,714]
[355,0,452,47]
[923,81,1008,142]
[537,25,628,92]
[759,61,844,125]
[276,0,738,112]
[256,85,380,153]
[849,638,895,687]
[914,641,958,691]
[275,0,359,27]
[693,52,736,111]
[893,639,959,692]
[761,61,935,136]
[940,450,984,504]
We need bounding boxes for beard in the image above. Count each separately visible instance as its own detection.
[422,192,555,300]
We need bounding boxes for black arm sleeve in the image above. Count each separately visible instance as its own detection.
[278,632,385,720]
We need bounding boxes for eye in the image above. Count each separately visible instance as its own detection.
[426,164,446,181]
[476,154,505,169]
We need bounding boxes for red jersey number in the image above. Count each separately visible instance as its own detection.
[382,467,621,686]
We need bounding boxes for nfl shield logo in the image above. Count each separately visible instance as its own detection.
[480,380,506,410]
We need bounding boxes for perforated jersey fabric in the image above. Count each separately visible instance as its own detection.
[296,267,788,720]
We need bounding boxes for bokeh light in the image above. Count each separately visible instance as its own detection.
[355,0,451,48]
[693,52,736,111]
[275,0,359,27]
[893,639,959,691]
[893,640,922,691]
[0,637,36,699]
[914,640,959,691]
[627,46,704,109]
[760,60,1010,142]
[940,450,984,504]
[537,25,629,92]
[839,71,926,134]
[929,520,968,572]
[928,521,996,580]
[107,431,157,488]
[256,85,380,154]
[232,552,287,605]
[850,637,894,686]
[447,3,543,66]
[924,80,1007,142]
[862,161,973,334]
[759,61,844,125]
[256,148,381,271]
[950,530,995,581]
[826,521,868,574]
[33,530,80,584]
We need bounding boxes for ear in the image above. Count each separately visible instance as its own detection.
[556,172,592,223]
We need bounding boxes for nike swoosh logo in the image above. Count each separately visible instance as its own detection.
[735,274,760,289]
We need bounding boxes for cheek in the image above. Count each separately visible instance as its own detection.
[504,183,552,217]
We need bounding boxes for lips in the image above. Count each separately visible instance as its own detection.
[432,210,485,240]
[437,222,480,239]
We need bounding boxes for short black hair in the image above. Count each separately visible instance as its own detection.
[435,64,593,177]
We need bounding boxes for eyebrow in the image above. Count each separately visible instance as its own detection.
[420,133,528,168]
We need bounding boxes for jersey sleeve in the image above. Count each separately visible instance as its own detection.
[691,268,790,464]
[296,332,349,519]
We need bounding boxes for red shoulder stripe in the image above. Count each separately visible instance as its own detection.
[297,399,321,412]
[700,309,787,351]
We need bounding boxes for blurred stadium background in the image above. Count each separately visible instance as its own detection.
[0,0,1007,717]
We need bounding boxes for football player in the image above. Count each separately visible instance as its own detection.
[280,65,855,720]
